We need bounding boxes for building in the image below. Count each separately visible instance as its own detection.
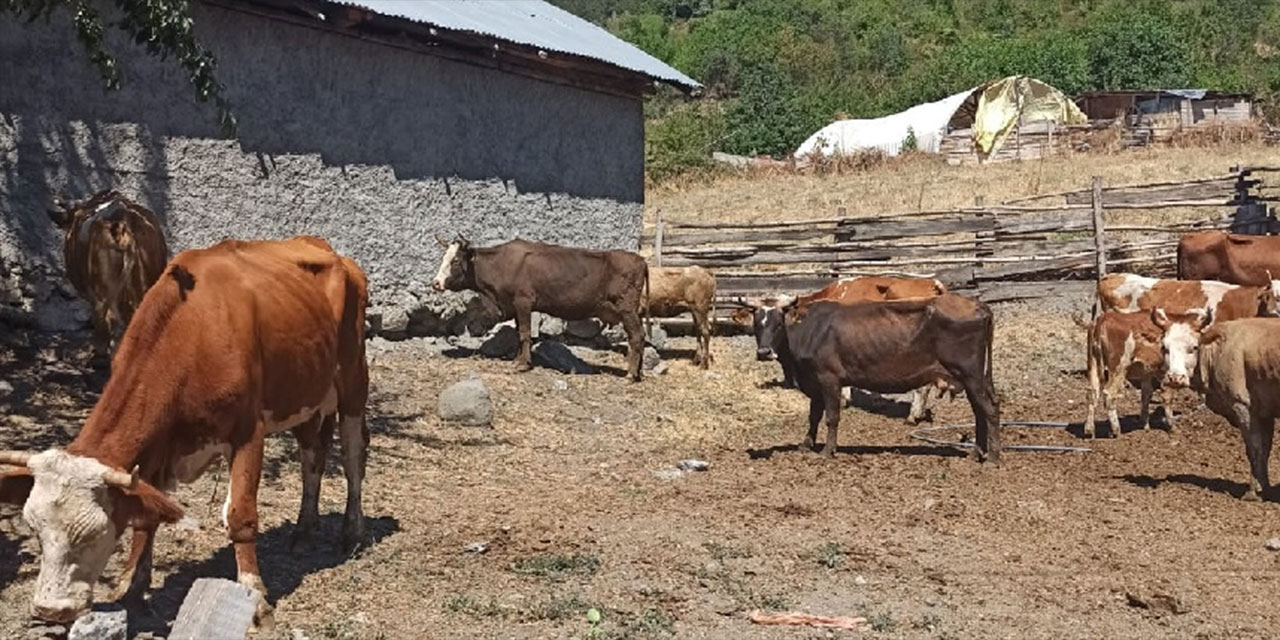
[0,0,698,335]
[1076,90,1255,145]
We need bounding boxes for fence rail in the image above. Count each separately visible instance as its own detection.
[644,166,1280,318]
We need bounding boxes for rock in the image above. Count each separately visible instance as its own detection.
[375,307,410,339]
[535,313,566,338]
[600,325,627,345]
[1266,537,1280,551]
[479,326,520,359]
[532,341,597,374]
[68,606,127,640]
[643,346,661,371]
[0,380,12,395]
[437,378,494,427]
[27,624,67,640]
[175,515,201,532]
[645,325,668,350]
[552,379,569,391]
[652,468,684,481]
[463,541,489,554]
[652,361,669,375]
[566,319,602,339]
[677,459,709,472]
[704,371,723,380]
[169,578,258,640]
[1125,590,1188,615]
[853,575,868,586]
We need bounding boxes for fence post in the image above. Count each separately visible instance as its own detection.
[1091,176,1106,280]
[655,210,664,267]
[974,195,993,261]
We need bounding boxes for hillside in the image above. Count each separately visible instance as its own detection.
[550,0,1280,179]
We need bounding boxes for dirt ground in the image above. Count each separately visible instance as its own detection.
[2,290,1280,640]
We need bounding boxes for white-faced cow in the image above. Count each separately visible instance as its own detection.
[1151,313,1280,501]
[644,266,716,368]
[0,236,369,627]
[777,294,1000,463]
[47,190,168,356]
[1177,230,1280,286]
[431,237,649,381]
[1075,310,1175,437]
[736,276,950,424]
[1096,272,1278,320]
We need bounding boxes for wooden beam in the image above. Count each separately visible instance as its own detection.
[1092,176,1107,280]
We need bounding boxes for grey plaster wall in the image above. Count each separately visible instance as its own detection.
[0,2,645,335]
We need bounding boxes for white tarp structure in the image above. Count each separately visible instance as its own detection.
[793,76,1087,161]
[793,88,976,159]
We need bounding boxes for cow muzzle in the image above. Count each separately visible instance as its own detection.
[1164,373,1191,389]
[430,279,445,292]
[32,598,86,624]
[756,347,775,361]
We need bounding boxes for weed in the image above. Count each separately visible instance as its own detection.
[816,541,845,569]
[512,552,601,580]
[444,593,506,618]
[311,619,389,640]
[521,593,593,622]
[916,611,943,631]
[593,608,676,639]
[869,611,897,632]
[703,541,749,562]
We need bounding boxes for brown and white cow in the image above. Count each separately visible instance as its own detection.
[736,276,950,424]
[777,295,1000,463]
[1075,310,1178,437]
[431,237,649,381]
[47,190,168,356]
[1150,314,1280,501]
[0,236,369,626]
[643,266,716,368]
[1177,230,1280,286]
[1096,272,1279,321]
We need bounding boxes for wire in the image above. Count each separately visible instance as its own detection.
[909,421,1092,453]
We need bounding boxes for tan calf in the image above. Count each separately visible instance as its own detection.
[644,266,716,368]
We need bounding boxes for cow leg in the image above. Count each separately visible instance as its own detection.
[1242,412,1274,502]
[227,424,274,630]
[820,380,843,457]
[1160,387,1177,430]
[907,386,934,425]
[693,308,712,369]
[805,395,823,450]
[1084,367,1100,439]
[109,525,156,607]
[1102,375,1122,438]
[512,301,534,372]
[1138,378,1154,430]
[338,412,369,550]
[622,311,644,382]
[291,413,334,549]
[964,378,1001,465]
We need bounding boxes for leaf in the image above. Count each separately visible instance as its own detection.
[586,608,602,624]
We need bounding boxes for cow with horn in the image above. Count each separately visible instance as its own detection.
[0,236,370,629]
[430,234,650,381]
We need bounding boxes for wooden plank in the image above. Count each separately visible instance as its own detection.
[641,226,836,247]
[1063,179,1237,205]
[975,255,1094,281]
[977,281,1095,303]
[995,211,1093,236]
[1092,176,1107,280]
[169,578,257,640]
[838,216,994,241]
[654,213,664,267]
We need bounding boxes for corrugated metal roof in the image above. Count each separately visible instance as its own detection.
[335,0,699,91]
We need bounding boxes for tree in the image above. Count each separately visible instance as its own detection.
[3,0,235,134]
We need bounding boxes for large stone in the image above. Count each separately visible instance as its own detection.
[533,312,566,338]
[68,607,127,640]
[437,378,494,426]
[168,578,257,640]
[645,325,669,350]
[565,319,602,340]
[479,326,520,359]
[643,346,661,371]
[532,341,596,374]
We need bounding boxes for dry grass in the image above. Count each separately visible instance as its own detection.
[646,143,1280,227]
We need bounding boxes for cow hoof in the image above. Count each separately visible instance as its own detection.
[802,437,815,450]
[251,602,277,634]
[514,362,533,373]
[1242,490,1263,502]
[821,446,836,458]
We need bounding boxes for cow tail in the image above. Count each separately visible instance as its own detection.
[984,306,995,381]
[643,265,651,340]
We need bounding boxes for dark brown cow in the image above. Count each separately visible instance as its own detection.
[777,295,1001,463]
[1177,231,1280,285]
[47,190,168,354]
[0,236,369,627]
[644,266,716,368]
[431,237,649,381]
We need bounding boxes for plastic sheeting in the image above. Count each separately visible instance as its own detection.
[793,88,976,159]
[971,76,1087,155]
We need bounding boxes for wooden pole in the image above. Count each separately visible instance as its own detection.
[655,210,664,267]
[974,195,994,260]
[1091,175,1107,280]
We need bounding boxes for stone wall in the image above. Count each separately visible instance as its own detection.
[0,2,645,335]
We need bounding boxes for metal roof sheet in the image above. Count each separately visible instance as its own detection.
[337,0,699,90]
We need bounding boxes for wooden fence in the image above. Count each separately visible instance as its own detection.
[643,166,1280,319]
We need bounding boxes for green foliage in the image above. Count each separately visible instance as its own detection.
[550,0,1280,180]
[511,552,601,580]
[3,0,234,135]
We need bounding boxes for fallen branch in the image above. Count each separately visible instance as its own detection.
[747,610,868,630]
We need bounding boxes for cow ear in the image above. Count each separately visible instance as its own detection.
[730,308,753,326]
[1151,308,1171,330]
[0,470,34,505]
[1196,307,1213,330]
[111,479,183,526]
[875,283,891,295]
[1200,325,1226,346]
[46,198,72,229]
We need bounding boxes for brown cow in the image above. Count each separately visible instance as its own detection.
[0,236,369,627]
[1150,314,1280,501]
[47,190,168,355]
[1177,230,1280,285]
[1096,272,1278,321]
[431,237,649,381]
[777,295,1000,463]
[735,276,950,424]
[644,266,716,368]
[1074,311,1175,437]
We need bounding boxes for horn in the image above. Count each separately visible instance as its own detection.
[102,465,139,489]
[0,451,32,468]
[434,234,449,247]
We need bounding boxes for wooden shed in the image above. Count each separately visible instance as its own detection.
[1075,90,1255,145]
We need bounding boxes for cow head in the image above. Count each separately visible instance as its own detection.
[1265,278,1280,317]
[430,235,474,292]
[1152,307,1212,389]
[733,295,794,360]
[46,196,75,230]
[0,450,181,623]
